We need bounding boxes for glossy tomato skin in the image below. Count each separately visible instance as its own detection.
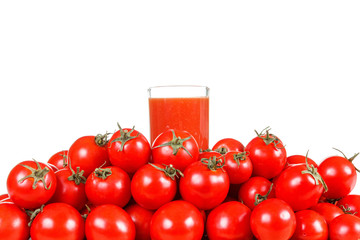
[86,204,135,240]
[198,151,223,161]
[47,150,68,170]
[329,214,360,240]
[179,161,230,210]
[250,198,296,240]
[68,135,109,177]
[85,166,131,207]
[0,203,29,240]
[212,138,245,154]
[291,210,328,240]
[238,176,275,210]
[318,156,357,199]
[150,200,204,240]
[287,155,318,168]
[310,202,344,226]
[275,164,325,211]
[125,203,154,240]
[245,135,287,179]
[223,151,253,184]
[108,127,151,174]
[336,194,360,217]
[7,160,57,209]
[206,201,253,240]
[30,203,84,240]
[131,163,177,210]
[152,129,199,173]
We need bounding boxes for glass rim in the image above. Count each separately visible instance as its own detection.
[148,85,209,91]
[148,85,209,98]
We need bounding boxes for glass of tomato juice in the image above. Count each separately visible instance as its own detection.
[148,85,210,150]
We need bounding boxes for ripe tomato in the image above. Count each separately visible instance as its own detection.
[48,165,87,210]
[85,204,135,240]
[108,124,151,174]
[206,201,253,240]
[291,210,328,240]
[179,157,230,210]
[30,203,84,240]
[125,203,154,240]
[336,194,360,217]
[150,200,204,240]
[245,127,287,179]
[85,166,131,207]
[198,150,223,161]
[238,176,275,210]
[212,138,245,155]
[318,149,358,199]
[7,159,57,209]
[68,133,110,177]
[47,150,68,170]
[223,151,253,184]
[329,214,360,240]
[275,157,327,211]
[152,129,199,172]
[287,154,318,168]
[0,203,29,240]
[250,198,296,240]
[310,202,344,226]
[131,163,180,210]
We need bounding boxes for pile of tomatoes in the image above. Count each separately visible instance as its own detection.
[1,124,360,240]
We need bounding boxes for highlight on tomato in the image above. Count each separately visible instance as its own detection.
[212,137,245,155]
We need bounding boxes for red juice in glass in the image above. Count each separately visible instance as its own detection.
[148,86,209,150]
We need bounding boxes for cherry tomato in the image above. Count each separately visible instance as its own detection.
[68,133,110,177]
[7,159,57,209]
[179,157,230,210]
[238,176,275,210]
[152,129,199,172]
[212,138,245,155]
[329,214,360,240]
[245,127,287,179]
[198,150,223,161]
[0,203,29,240]
[291,210,328,240]
[30,203,84,240]
[150,200,204,240]
[336,194,360,217]
[206,201,253,240]
[85,204,135,240]
[223,151,253,184]
[310,202,344,226]
[287,154,318,168]
[131,163,180,210]
[125,203,154,240]
[47,150,68,170]
[318,149,358,199]
[250,198,296,240]
[85,166,131,207]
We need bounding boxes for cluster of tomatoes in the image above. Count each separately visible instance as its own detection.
[1,124,360,240]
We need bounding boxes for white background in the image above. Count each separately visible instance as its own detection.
[0,1,359,195]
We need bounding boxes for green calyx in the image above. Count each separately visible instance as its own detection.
[110,123,139,151]
[95,132,111,147]
[153,130,193,157]
[149,163,184,180]
[200,156,225,171]
[26,205,45,227]
[333,147,360,173]
[18,159,52,190]
[67,159,86,185]
[255,126,284,149]
[254,183,273,206]
[301,150,328,192]
[94,166,112,180]
[233,151,248,167]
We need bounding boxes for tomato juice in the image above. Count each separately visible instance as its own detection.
[149,97,209,150]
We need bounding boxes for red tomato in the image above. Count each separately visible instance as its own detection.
[275,159,327,211]
[0,203,29,240]
[287,154,318,168]
[318,149,358,199]
[85,166,131,207]
[85,204,135,240]
[125,203,154,240]
[291,210,328,240]
[68,134,110,177]
[131,163,180,210]
[0,194,12,203]
[310,202,344,226]
[198,150,223,161]
[329,214,360,240]
[336,194,360,217]
[150,200,204,240]
[238,176,275,210]
[30,203,84,240]
[47,150,68,170]
[179,158,230,210]
[223,151,253,184]
[250,198,296,240]
[108,124,151,174]
[206,201,253,240]
[7,159,57,209]
[212,138,245,154]
[49,166,87,210]
[152,129,199,172]
[245,127,287,179]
